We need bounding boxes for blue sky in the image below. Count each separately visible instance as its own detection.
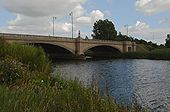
[0,0,170,44]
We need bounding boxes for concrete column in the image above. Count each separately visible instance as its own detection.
[132,42,136,52]
[75,38,81,55]
[123,41,127,53]
[75,38,85,59]
[123,41,136,53]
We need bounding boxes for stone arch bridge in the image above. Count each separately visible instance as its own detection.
[1,33,136,59]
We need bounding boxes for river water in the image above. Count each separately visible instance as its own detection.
[53,59,170,111]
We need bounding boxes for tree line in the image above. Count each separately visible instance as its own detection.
[92,19,170,48]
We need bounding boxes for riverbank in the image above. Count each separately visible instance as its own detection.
[118,48,170,60]
[0,40,146,112]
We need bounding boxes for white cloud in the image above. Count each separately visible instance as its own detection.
[76,17,91,25]
[2,0,86,17]
[90,10,104,23]
[73,4,85,18]
[1,14,74,36]
[75,10,104,38]
[76,10,104,26]
[121,21,169,44]
[61,23,72,33]
[103,10,112,17]
[135,0,170,15]
[1,0,105,38]
[133,21,150,31]
[160,17,170,26]
[135,0,170,44]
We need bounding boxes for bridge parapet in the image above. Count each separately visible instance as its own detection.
[0,33,76,41]
[0,33,77,42]
[81,38,119,42]
[80,38,135,46]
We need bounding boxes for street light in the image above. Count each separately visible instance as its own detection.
[52,16,57,37]
[124,24,129,37]
[69,12,74,38]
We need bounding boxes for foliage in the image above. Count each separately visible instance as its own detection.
[148,48,170,60]
[119,48,170,60]
[119,52,149,59]
[0,40,52,86]
[92,19,117,40]
[117,32,161,51]
[0,41,51,73]
[0,74,147,112]
[165,34,170,48]
[117,32,133,41]
[0,56,30,85]
[134,38,159,51]
[0,56,49,86]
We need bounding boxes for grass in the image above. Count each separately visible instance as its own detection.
[119,48,170,60]
[148,48,170,60]
[136,44,151,52]
[0,39,51,73]
[0,75,147,112]
[0,39,147,112]
[116,44,170,60]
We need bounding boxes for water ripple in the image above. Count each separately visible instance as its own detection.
[53,59,170,111]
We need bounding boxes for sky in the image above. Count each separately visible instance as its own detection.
[0,0,170,44]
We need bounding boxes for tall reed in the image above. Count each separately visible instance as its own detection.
[0,75,147,112]
[0,40,51,73]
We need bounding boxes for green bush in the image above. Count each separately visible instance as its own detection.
[148,48,170,60]
[119,48,170,60]
[0,41,51,73]
[118,51,149,59]
[0,56,30,85]
[0,41,51,85]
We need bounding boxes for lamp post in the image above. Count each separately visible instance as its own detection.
[52,16,57,37]
[124,24,129,37]
[69,12,73,38]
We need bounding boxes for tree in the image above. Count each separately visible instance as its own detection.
[165,34,170,48]
[117,32,133,41]
[92,19,117,40]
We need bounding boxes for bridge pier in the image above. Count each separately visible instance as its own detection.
[75,38,86,60]
[123,41,136,53]
[75,54,86,60]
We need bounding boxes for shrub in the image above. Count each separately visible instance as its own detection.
[148,48,170,60]
[0,42,51,73]
[0,56,30,85]
[119,51,149,59]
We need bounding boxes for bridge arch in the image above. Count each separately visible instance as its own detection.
[27,43,76,60]
[83,45,122,54]
[83,45,122,58]
[26,42,75,55]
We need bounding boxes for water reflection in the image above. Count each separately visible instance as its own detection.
[53,59,170,111]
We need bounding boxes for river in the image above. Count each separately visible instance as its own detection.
[53,59,170,111]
